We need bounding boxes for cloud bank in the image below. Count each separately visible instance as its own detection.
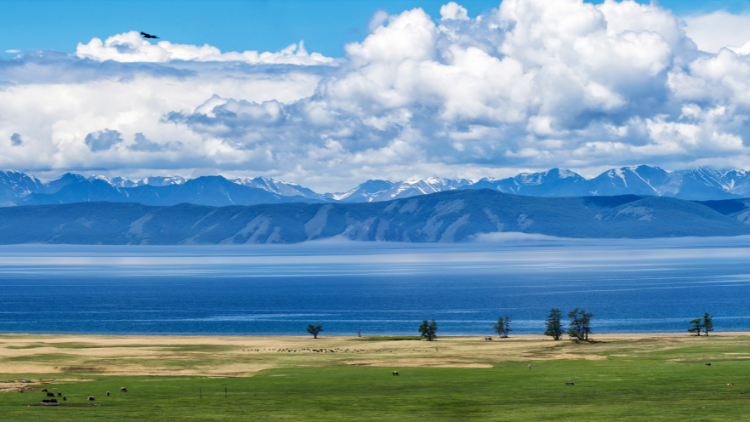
[76,31,336,66]
[3,0,750,191]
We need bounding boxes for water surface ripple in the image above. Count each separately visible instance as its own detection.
[1,238,749,335]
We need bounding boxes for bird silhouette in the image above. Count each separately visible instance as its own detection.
[140,32,159,39]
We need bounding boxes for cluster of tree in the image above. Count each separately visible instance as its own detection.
[566,308,595,342]
[305,311,715,340]
[493,316,512,338]
[486,309,593,342]
[688,313,714,336]
[541,308,594,342]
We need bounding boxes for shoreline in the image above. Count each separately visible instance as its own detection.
[1,332,748,339]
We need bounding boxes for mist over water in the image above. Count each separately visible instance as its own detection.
[1,237,750,336]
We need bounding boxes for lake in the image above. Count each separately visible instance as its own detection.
[1,236,750,336]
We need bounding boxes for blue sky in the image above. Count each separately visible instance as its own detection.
[2,0,750,58]
[4,0,750,190]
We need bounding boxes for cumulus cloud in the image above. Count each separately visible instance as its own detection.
[85,129,123,152]
[10,133,22,147]
[441,2,469,21]
[4,1,750,192]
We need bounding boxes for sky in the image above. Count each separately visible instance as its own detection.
[4,0,750,191]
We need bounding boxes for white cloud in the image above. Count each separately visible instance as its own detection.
[441,2,469,21]
[683,11,750,53]
[76,31,336,65]
[3,1,750,192]
[368,10,389,33]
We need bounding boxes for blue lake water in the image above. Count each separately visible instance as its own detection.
[1,237,750,336]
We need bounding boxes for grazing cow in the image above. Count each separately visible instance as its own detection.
[47,392,55,397]
[63,397,66,401]
[393,371,399,376]
[120,387,127,392]
[106,391,110,396]
[50,399,57,403]
[566,382,574,386]
[88,396,95,401]
[706,363,712,366]
[41,389,48,392]
[58,393,62,397]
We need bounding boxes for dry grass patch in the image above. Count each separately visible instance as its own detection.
[1,332,749,376]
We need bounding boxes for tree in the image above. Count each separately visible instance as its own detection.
[688,313,714,336]
[419,319,438,341]
[504,316,512,338]
[493,316,512,338]
[568,308,594,342]
[687,318,702,336]
[544,308,564,340]
[703,313,714,336]
[581,310,594,341]
[307,324,323,339]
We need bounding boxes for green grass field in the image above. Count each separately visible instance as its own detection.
[2,334,750,421]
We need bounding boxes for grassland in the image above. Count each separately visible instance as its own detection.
[2,333,750,420]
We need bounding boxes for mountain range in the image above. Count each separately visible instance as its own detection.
[1,189,748,245]
[1,165,749,208]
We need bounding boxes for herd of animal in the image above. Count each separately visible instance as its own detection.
[26,386,127,405]
[242,348,440,353]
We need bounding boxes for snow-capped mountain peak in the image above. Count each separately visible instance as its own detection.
[232,177,323,200]
[138,176,186,187]
[331,178,472,203]
[0,165,750,207]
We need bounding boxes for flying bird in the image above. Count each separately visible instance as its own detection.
[140,32,159,39]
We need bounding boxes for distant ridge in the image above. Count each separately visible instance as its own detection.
[0,165,749,207]
[0,189,748,245]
